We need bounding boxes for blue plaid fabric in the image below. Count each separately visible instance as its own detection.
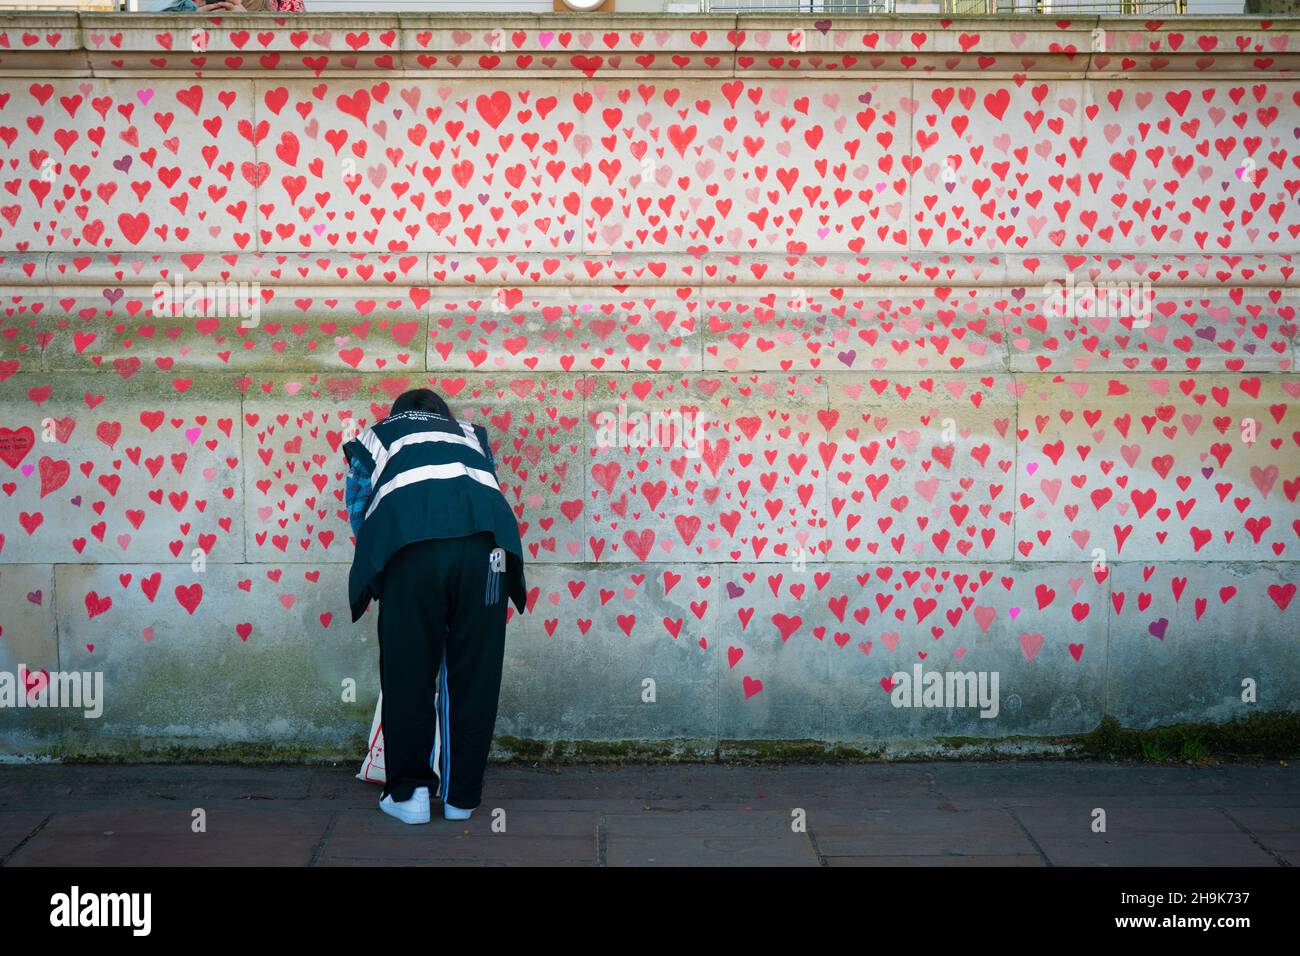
[344,454,373,536]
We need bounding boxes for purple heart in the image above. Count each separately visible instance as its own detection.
[26,590,41,605]
[1010,287,1026,300]
[726,582,745,599]
[1243,343,1256,354]
[113,155,132,173]
[837,349,857,367]
[69,495,81,507]
[858,92,872,105]
[944,182,956,194]
[1195,326,1216,341]
[814,19,831,34]
[1148,617,1168,641]
[103,288,123,305]
[1201,466,1214,479]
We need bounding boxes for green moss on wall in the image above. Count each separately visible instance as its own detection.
[32,709,1298,765]
[1081,712,1300,763]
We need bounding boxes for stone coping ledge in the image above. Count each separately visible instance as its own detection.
[0,368,1290,395]
[1,253,1296,287]
[0,14,1294,76]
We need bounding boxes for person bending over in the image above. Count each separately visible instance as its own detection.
[344,389,526,825]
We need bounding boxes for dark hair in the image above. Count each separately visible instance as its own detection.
[390,388,452,418]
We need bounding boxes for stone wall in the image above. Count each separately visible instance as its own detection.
[0,13,1296,757]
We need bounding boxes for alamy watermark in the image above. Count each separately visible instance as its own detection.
[151,272,261,329]
[1042,273,1152,329]
[593,403,703,458]
[888,664,1000,719]
[0,666,103,718]
[50,886,150,936]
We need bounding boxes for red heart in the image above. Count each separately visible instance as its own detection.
[0,426,35,468]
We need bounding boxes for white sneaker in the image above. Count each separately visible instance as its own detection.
[380,786,431,825]
[443,802,474,821]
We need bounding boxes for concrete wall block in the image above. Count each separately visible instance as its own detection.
[421,251,704,287]
[252,78,587,253]
[1014,373,1300,563]
[1009,286,1297,375]
[0,286,49,372]
[707,252,1009,287]
[51,561,373,753]
[909,79,1086,255]
[0,255,48,284]
[459,374,586,564]
[0,563,56,671]
[0,79,258,253]
[712,561,1107,741]
[241,373,585,564]
[581,79,913,255]
[425,285,702,372]
[824,374,1018,563]
[497,562,718,742]
[3,72,1294,258]
[39,252,432,286]
[1080,81,1299,254]
[583,373,829,564]
[1104,561,1300,727]
[0,562,72,753]
[0,373,244,565]
[1003,254,1299,290]
[702,286,1010,373]
[42,285,430,373]
[242,396,361,563]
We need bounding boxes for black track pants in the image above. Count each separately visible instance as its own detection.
[376,532,508,808]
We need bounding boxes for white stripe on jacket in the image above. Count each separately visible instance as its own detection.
[363,461,502,521]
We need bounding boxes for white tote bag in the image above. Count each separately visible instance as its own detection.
[356,692,388,784]
[356,691,442,785]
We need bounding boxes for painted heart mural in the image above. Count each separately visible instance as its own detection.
[0,15,1296,750]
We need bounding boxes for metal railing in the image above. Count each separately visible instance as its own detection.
[707,0,895,10]
[704,0,1190,12]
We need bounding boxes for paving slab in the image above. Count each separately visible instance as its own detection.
[0,812,49,862]
[4,808,333,867]
[810,807,1039,859]
[603,809,820,867]
[826,854,1045,867]
[319,807,597,867]
[0,762,1292,867]
[1013,807,1283,867]
[1221,806,1300,863]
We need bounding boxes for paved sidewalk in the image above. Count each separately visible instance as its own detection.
[0,762,1294,866]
